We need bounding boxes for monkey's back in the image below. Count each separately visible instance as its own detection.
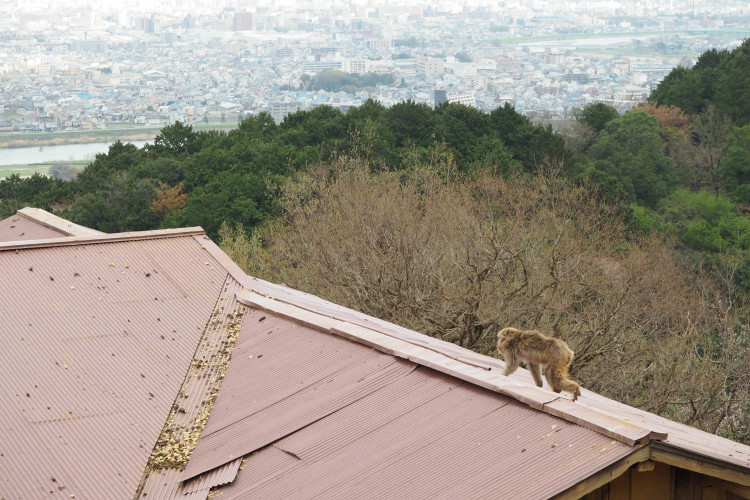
[498,328,573,365]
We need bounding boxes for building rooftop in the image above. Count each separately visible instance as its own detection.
[0,208,748,499]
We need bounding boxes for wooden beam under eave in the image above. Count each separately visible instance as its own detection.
[551,444,652,500]
[651,444,750,488]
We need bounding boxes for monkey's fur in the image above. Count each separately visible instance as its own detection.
[496,327,581,401]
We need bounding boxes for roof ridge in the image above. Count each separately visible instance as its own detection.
[0,226,206,251]
[17,207,104,236]
[236,290,664,448]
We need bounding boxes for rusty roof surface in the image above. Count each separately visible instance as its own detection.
[180,311,634,500]
[0,231,230,498]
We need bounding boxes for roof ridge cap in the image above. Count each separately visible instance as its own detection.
[0,226,206,251]
[17,207,104,236]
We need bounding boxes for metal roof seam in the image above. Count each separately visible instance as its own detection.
[136,276,248,498]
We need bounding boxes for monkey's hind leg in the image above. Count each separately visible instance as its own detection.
[527,362,544,387]
[546,366,581,401]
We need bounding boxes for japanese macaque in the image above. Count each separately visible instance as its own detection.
[496,327,581,401]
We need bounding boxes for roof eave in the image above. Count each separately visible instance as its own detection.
[554,442,750,499]
[651,442,750,488]
[551,444,651,500]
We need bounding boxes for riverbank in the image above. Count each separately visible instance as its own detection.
[0,160,90,180]
[0,128,158,149]
[0,123,238,149]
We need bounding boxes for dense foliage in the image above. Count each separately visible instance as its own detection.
[0,100,567,237]
[3,41,750,443]
[299,70,397,92]
[651,38,750,124]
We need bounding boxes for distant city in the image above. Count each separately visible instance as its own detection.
[1,0,750,135]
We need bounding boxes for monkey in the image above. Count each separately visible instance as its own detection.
[496,327,581,401]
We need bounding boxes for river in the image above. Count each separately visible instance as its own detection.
[0,141,149,166]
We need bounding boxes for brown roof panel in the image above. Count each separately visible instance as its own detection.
[0,234,229,498]
[183,458,243,494]
[211,363,634,500]
[182,311,417,480]
[140,469,184,500]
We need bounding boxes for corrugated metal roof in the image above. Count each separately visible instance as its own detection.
[229,275,750,473]
[169,306,635,499]
[238,290,658,446]
[140,469,183,500]
[204,358,634,500]
[0,233,229,498]
[182,311,417,480]
[1,216,749,499]
[182,458,243,494]
[136,276,248,498]
[140,458,242,500]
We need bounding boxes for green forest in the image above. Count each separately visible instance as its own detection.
[3,40,750,444]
